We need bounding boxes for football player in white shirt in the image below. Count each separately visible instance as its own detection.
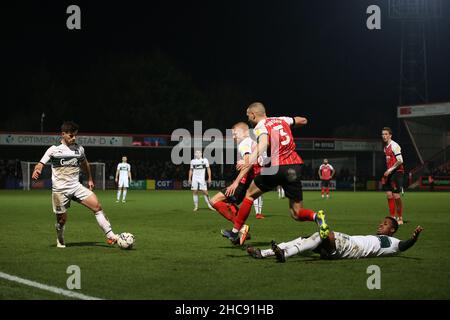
[188,150,215,211]
[115,156,132,203]
[248,215,423,262]
[32,121,120,248]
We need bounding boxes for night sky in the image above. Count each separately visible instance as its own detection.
[3,0,450,137]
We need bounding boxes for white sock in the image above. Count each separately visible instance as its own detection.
[261,249,275,258]
[55,223,65,240]
[193,194,199,207]
[117,189,121,201]
[284,233,322,258]
[253,198,260,214]
[203,195,212,208]
[95,210,115,239]
[258,197,263,213]
[278,236,305,250]
[123,189,127,201]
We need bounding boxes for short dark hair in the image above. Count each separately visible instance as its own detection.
[382,127,392,135]
[385,216,399,233]
[61,121,79,133]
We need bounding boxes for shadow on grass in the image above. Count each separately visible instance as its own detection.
[57,242,113,248]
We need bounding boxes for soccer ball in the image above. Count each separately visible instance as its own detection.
[117,232,135,250]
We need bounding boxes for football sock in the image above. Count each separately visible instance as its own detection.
[122,189,127,201]
[193,194,199,207]
[278,236,305,250]
[204,195,213,208]
[388,198,396,217]
[253,197,263,214]
[321,187,325,196]
[232,197,253,232]
[326,188,330,195]
[117,189,121,201]
[55,223,65,241]
[95,210,115,239]
[261,249,275,258]
[212,201,234,222]
[295,208,316,222]
[284,233,322,258]
[395,197,403,218]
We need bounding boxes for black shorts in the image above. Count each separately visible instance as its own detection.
[221,180,252,205]
[382,171,404,193]
[253,164,303,202]
[321,180,330,188]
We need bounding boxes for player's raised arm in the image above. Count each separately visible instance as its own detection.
[81,159,94,190]
[398,226,424,252]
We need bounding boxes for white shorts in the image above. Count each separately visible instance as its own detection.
[118,178,129,188]
[191,179,207,191]
[52,184,93,214]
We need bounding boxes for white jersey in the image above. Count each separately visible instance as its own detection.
[238,137,256,160]
[117,163,131,181]
[190,158,209,181]
[333,232,401,259]
[39,143,86,191]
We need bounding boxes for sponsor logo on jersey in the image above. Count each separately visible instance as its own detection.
[60,158,79,166]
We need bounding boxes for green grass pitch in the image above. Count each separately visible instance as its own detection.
[1,190,449,300]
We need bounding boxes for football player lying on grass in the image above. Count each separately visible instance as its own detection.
[247,215,423,262]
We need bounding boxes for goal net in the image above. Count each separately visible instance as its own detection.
[20,161,106,191]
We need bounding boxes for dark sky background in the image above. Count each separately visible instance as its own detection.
[3,0,450,138]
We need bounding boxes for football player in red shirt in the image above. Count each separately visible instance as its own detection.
[382,127,405,225]
[221,102,328,245]
[318,159,335,198]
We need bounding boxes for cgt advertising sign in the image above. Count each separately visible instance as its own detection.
[156,180,174,190]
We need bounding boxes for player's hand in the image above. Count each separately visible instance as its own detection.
[208,179,212,186]
[32,169,41,180]
[384,169,392,177]
[88,179,95,190]
[412,226,423,240]
[188,180,191,186]
[115,178,118,183]
[225,182,239,197]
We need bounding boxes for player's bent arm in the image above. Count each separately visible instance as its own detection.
[32,162,44,180]
[398,226,423,252]
[292,116,308,128]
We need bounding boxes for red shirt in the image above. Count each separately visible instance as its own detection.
[253,117,303,166]
[384,140,404,173]
[319,164,334,180]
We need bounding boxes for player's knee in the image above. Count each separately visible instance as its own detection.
[57,214,67,225]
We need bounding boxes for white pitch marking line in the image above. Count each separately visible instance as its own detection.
[0,271,103,300]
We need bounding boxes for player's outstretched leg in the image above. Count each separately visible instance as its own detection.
[81,193,119,244]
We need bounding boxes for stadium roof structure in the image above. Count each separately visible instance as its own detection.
[398,101,450,164]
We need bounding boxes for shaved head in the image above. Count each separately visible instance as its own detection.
[247,102,266,116]
[232,122,249,130]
